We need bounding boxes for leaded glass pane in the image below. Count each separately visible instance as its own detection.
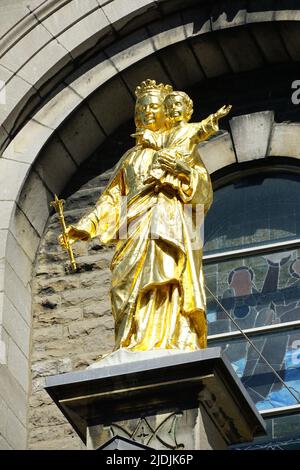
[232,414,300,450]
[205,249,300,335]
[209,328,300,410]
[204,174,300,254]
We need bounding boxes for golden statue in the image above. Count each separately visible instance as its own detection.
[58,80,231,352]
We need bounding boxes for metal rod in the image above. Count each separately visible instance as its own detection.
[50,194,77,272]
[203,237,300,264]
[208,320,300,342]
[260,404,300,418]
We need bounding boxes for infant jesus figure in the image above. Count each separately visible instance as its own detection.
[133,89,231,192]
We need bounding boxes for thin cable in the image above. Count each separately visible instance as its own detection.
[205,284,300,405]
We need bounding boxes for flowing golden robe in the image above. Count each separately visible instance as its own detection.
[68,117,216,351]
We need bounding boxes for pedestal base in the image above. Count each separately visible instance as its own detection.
[45,347,266,450]
[87,407,227,450]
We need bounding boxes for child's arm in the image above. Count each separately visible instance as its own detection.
[192,104,232,143]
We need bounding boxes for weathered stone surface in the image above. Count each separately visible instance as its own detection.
[229,111,274,162]
[33,325,64,343]
[159,41,205,89]
[0,124,9,147]
[41,0,99,37]
[4,262,31,325]
[6,406,26,449]
[34,136,77,195]
[7,338,29,392]
[0,365,27,424]
[87,76,134,135]
[268,123,300,158]
[32,357,72,379]
[83,298,111,318]
[279,23,300,61]
[191,35,230,78]
[0,201,15,230]
[66,53,116,99]
[0,63,13,88]
[122,55,170,96]
[102,0,158,33]
[57,9,112,58]
[0,0,39,39]
[2,294,30,357]
[34,85,82,131]
[18,41,70,88]
[5,231,32,287]
[246,4,275,24]
[147,13,186,50]
[219,28,264,72]
[0,230,7,259]
[0,261,5,302]
[211,1,247,30]
[0,24,52,73]
[0,75,36,133]
[0,159,29,201]
[65,317,111,339]
[30,403,68,426]
[275,8,300,22]
[106,27,154,73]
[250,23,289,64]
[0,435,12,450]
[29,422,76,444]
[198,132,236,174]
[35,307,82,326]
[29,170,115,449]
[58,104,106,165]
[29,435,83,450]
[9,205,40,263]
[181,5,211,37]
[0,396,8,437]
[3,118,53,164]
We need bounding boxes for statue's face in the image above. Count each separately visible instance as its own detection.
[164,94,189,123]
[135,93,164,131]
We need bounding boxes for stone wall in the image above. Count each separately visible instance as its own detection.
[29,170,116,450]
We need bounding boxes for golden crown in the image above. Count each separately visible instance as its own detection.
[135,79,173,98]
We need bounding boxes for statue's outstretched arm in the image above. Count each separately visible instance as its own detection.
[59,169,125,248]
[193,104,232,143]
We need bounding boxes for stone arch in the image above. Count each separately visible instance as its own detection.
[2,0,300,449]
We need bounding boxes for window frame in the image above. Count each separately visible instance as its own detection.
[205,161,300,342]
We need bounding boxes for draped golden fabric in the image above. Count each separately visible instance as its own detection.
[67,117,214,351]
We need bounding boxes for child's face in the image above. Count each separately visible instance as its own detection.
[164,94,188,123]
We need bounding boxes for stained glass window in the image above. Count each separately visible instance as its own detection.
[233,414,300,450]
[210,328,300,410]
[204,171,300,416]
[206,249,300,335]
[204,174,300,254]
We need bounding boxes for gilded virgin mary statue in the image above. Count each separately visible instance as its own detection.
[59,80,231,352]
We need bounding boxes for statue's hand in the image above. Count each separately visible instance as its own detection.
[215,104,232,120]
[157,152,191,179]
[58,226,72,249]
[155,152,175,172]
[58,233,67,249]
[58,231,71,249]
